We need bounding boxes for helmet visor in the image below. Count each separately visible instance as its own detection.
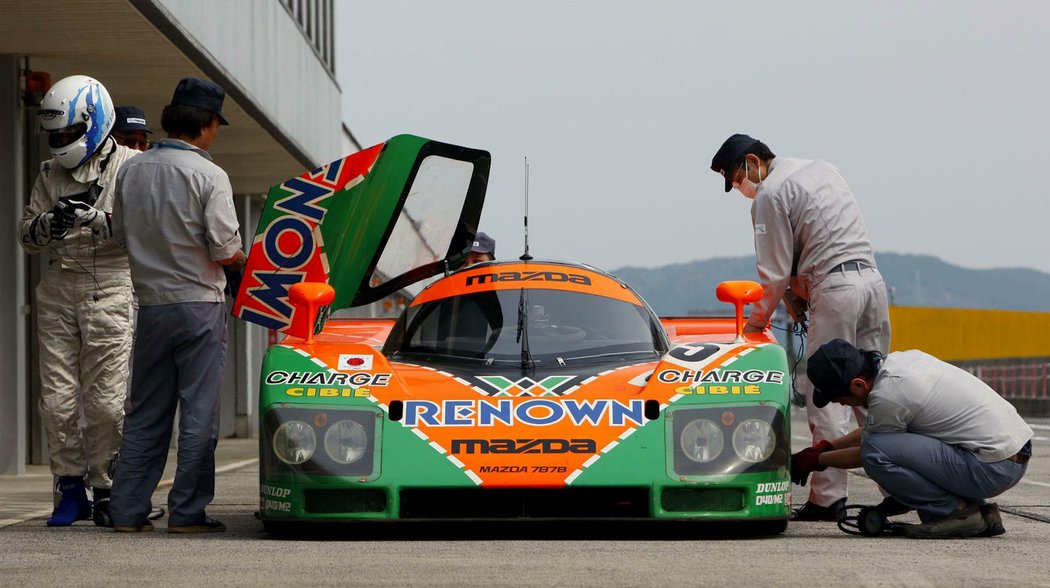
[47,123,87,149]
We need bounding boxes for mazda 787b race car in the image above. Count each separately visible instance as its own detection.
[233,135,793,535]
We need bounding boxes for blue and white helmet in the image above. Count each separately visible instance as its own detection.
[38,75,115,169]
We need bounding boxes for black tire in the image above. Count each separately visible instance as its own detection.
[261,519,300,536]
[743,519,789,536]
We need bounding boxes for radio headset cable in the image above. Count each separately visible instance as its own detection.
[769,318,808,407]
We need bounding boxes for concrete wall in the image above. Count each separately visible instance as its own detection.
[0,55,27,474]
[144,0,343,165]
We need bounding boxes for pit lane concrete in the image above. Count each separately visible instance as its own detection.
[1,414,1047,586]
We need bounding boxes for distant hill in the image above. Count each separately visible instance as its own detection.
[611,253,1050,316]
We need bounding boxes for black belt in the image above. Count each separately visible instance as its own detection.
[829,261,870,274]
[1007,440,1032,465]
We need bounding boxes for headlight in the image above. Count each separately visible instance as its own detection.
[732,419,775,463]
[679,418,724,463]
[273,420,316,465]
[324,419,369,464]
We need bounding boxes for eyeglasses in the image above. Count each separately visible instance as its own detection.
[113,132,152,151]
[728,159,748,190]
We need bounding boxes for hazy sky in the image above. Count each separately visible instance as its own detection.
[337,1,1050,273]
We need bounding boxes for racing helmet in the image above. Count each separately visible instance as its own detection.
[38,75,115,169]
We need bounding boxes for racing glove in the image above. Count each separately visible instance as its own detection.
[790,440,834,486]
[27,212,57,245]
[58,197,112,239]
[29,203,73,244]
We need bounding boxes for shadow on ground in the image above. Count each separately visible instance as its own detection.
[254,516,788,541]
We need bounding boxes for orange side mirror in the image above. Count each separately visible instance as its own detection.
[288,282,336,343]
[716,280,764,343]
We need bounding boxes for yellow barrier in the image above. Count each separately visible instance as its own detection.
[888,306,1050,361]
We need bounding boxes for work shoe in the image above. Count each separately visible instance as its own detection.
[168,516,226,534]
[92,488,112,527]
[47,476,92,527]
[902,504,986,539]
[790,498,846,522]
[874,496,913,518]
[978,503,1006,537]
[113,521,155,532]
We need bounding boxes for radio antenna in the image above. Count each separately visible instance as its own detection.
[519,156,533,261]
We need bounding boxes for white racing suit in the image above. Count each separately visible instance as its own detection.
[17,138,139,489]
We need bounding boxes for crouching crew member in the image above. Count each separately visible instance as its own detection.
[791,339,1033,539]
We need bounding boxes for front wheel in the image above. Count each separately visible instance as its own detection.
[741,519,788,536]
[261,519,301,536]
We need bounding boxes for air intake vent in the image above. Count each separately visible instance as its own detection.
[304,489,387,514]
[661,488,744,513]
[399,487,650,519]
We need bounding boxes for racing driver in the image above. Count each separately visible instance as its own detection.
[17,75,139,527]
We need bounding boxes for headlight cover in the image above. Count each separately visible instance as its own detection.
[263,407,381,478]
[273,420,316,465]
[324,419,369,464]
[732,419,775,463]
[679,418,724,463]
[670,406,787,476]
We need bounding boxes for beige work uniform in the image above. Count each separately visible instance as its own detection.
[750,157,891,507]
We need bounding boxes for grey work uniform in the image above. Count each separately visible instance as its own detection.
[109,138,242,528]
[16,139,138,490]
[860,350,1032,518]
[749,157,890,507]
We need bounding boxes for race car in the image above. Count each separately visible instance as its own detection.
[236,136,792,533]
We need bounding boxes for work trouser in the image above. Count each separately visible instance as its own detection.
[801,264,891,506]
[862,432,1028,519]
[36,269,134,489]
[110,302,227,528]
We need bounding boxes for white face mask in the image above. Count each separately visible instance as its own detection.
[734,159,762,199]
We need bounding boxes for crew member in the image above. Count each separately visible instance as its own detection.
[111,105,152,151]
[710,134,890,521]
[466,231,495,266]
[110,78,245,533]
[792,339,1032,538]
[17,75,138,527]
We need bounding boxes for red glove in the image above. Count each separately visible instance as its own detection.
[791,444,830,486]
[814,440,834,453]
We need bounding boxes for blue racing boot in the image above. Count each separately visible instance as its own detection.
[47,476,92,527]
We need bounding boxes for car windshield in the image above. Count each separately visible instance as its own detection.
[385,288,666,365]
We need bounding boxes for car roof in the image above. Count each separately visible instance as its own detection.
[410,260,646,307]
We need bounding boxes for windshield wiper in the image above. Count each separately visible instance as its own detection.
[561,350,660,363]
[516,287,535,371]
[391,350,489,364]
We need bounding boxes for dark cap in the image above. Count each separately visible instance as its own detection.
[169,78,229,126]
[808,339,867,408]
[711,133,759,192]
[113,105,152,134]
[471,232,495,256]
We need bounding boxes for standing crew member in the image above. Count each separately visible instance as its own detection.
[111,105,152,151]
[109,78,245,533]
[710,134,890,521]
[17,75,138,527]
[792,339,1032,538]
